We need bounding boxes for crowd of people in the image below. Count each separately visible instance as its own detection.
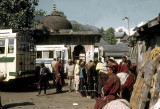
[37,56,137,109]
[0,55,137,109]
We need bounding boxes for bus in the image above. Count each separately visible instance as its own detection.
[36,45,68,73]
[0,29,36,83]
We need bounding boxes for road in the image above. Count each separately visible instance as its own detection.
[0,80,95,109]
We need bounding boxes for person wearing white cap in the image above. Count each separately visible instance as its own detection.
[109,57,115,61]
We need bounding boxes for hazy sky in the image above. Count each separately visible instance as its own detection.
[36,0,160,30]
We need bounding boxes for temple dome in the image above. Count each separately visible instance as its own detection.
[36,4,72,32]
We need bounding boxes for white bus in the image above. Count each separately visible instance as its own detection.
[0,29,36,83]
[36,45,68,73]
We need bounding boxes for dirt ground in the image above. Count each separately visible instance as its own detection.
[0,80,95,109]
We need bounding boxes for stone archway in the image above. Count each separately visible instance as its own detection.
[73,45,85,61]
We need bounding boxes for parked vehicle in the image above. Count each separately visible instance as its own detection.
[0,29,36,83]
[36,45,68,73]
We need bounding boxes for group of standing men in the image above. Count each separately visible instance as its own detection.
[66,59,97,97]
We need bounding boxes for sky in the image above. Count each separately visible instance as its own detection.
[36,0,160,34]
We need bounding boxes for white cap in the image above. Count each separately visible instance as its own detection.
[110,57,115,61]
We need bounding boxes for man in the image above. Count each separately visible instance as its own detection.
[79,61,87,97]
[55,57,64,93]
[51,58,57,86]
[37,63,48,96]
[94,66,120,109]
[87,61,97,98]
[108,57,119,73]
[66,59,75,92]
[117,55,129,74]
[96,58,104,71]
[120,61,137,101]
[74,60,80,94]
[96,57,106,98]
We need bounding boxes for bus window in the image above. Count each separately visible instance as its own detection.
[56,51,61,58]
[8,39,14,53]
[37,51,42,58]
[0,40,5,54]
[43,51,49,59]
[49,51,53,58]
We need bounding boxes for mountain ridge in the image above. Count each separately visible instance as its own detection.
[70,20,99,33]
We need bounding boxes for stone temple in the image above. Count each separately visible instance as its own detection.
[35,3,101,71]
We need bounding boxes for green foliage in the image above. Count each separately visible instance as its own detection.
[104,27,117,45]
[56,10,67,18]
[98,27,117,45]
[98,27,105,36]
[0,0,39,29]
[72,24,91,31]
[98,27,105,39]
[33,9,46,27]
[34,9,46,16]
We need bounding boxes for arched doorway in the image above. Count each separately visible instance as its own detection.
[73,45,85,61]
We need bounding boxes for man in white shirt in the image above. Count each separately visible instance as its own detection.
[66,59,75,92]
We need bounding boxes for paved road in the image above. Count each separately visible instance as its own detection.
[1,80,95,109]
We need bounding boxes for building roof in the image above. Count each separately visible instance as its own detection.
[103,43,130,57]
[104,52,130,57]
[130,15,160,46]
[114,31,125,38]
[95,38,109,46]
[121,35,129,42]
[104,43,129,52]
[132,15,160,37]
[36,4,72,32]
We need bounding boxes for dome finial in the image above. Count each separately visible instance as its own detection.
[51,0,59,16]
[52,1,56,12]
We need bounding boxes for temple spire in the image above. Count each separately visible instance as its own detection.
[52,2,56,12]
[51,1,58,16]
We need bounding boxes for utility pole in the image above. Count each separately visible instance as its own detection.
[123,17,130,37]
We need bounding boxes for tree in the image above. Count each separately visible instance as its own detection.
[98,27,105,40]
[98,27,105,36]
[104,27,117,45]
[56,10,67,18]
[0,0,39,29]
[34,9,46,16]
[33,9,46,27]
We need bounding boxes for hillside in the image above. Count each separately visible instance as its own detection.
[70,20,99,33]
